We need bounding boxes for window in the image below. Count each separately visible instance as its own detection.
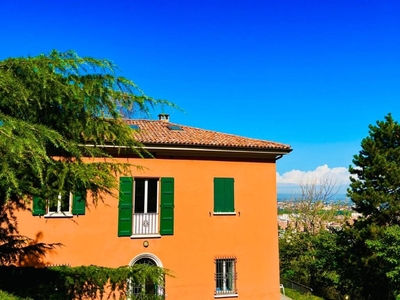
[32,191,86,217]
[214,178,235,214]
[167,125,183,131]
[48,193,72,214]
[129,253,165,297]
[215,257,237,297]
[129,124,140,130]
[131,258,161,296]
[118,177,174,237]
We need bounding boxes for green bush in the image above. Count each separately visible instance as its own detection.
[0,265,168,300]
[285,288,324,300]
[0,290,32,300]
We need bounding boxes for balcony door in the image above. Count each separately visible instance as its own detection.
[133,178,159,235]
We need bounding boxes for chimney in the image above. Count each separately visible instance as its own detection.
[158,113,170,122]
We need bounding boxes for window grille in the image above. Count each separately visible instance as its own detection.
[214,257,237,295]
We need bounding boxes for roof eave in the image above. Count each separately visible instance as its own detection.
[83,143,292,161]
[142,143,292,160]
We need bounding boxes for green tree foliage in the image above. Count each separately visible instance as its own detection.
[279,179,350,299]
[342,114,400,300]
[365,225,400,299]
[280,115,400,300]
[280,230,341,300]
[0,50,172,263]
[0,50,171,205]
[349,113,400,226]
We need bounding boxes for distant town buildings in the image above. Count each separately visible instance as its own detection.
[277,201,361,233]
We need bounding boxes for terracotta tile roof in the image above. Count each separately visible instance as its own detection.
[126,119,291,151]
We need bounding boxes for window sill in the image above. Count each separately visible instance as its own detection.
[130,234,161,239]
[44,212,73,218]
[214,293,238,298]
[213,212,236,216]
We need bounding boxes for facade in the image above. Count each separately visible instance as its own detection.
[17,115,291,299]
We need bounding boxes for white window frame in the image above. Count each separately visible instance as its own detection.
[214,257,238,298]
[45,192,73,218]
[131,178,160,237]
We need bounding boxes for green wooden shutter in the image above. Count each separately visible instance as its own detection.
[224,178,234,212]
[160,177,174,235]
[32,196,46,216]
[214,178,234,212]
[72,190,86,215]
[214,178,225,212]
[118,177,133,237]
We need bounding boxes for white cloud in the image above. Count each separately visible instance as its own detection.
[277,164,350,186]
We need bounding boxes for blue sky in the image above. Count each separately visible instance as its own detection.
[1,0,400,192]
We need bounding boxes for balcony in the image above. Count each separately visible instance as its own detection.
[132,213,159,237]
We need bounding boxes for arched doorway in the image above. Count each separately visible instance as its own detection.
[129,253,164,298]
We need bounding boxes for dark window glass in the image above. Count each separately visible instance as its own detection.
[136,258,156,266]
[216,260,224,291]
[48,201,57,212]
[147,179,158,213]
[60,193,70,212]
[134,179,145,213]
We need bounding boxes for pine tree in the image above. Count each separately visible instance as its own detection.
[343,114,400,300]
[349,113,400,226]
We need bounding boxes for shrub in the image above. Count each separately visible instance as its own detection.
[0,264,168,300]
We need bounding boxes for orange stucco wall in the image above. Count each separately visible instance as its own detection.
[16,157,280,299]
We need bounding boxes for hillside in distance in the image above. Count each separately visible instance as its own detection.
[277,193,349,203]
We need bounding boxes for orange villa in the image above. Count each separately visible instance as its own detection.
[17,115,291,299]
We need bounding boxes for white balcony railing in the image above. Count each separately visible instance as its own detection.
[133,213,159,235]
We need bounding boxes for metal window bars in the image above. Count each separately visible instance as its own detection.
[214,257,237,295]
